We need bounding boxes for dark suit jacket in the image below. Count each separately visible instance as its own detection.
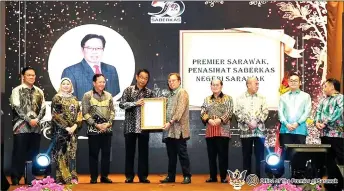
[61,59,120,100]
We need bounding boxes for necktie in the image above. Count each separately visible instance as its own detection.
[93,65,101,74]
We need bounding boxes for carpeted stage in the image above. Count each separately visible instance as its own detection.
[7,174,254,191]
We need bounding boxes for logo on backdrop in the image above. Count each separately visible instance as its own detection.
[227,169,260,190]
[148,1,185,24]
[227,169,247,190]
[245,174,259,187]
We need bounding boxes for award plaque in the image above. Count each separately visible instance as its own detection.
[141,98,166,130]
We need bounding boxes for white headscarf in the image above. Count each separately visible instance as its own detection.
[58,77,74,97]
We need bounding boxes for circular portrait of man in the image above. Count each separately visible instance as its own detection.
[48,24,135,101]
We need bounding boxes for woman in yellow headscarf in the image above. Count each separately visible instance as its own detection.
[51,78,82,184]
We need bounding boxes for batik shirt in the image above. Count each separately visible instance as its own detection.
[278,89,312,136]
[163,86,190,140]
[200,92,233,138]
[119,85,153,134]
[82,89,115,135]
[51,94,81,130]
[10,84,46,134]
[235,92,269,138]
[51,93,81,178]
[315,93,343,138]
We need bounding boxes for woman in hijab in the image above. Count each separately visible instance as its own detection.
[51,78,81,184]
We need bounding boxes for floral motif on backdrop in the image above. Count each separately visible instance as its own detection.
[205,1,224,7]
[249,1,275,8]
[275,1,327,83]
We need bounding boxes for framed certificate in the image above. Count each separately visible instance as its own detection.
[141,98,166,130]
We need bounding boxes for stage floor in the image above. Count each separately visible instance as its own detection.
[7,174,254,191]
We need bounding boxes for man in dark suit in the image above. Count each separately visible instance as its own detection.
[61,34,120,100]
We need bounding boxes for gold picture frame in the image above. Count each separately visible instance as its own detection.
[141,98,166,130]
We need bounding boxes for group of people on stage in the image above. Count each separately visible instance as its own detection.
[7,34,343,190]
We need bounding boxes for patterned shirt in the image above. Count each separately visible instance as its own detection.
[200,92,233,138]
[315,93,343,138]
[278,89,312,136]
[51,94,81,129]
[163,86,190,140]
[82,89,115,135]
[10,84,46,134]
[51,94,81,163]
[119,85,154,134]
[235,92,269,138]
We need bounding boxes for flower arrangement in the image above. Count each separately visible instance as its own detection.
[253,183,303,191]
[300,183,324,191]
[279,71,290,95]
[13,176,74,191]
[306,118,314,126]
[273,71,292,153]
[253,182,323,191]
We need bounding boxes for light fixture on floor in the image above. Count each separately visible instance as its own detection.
[25,138,56,184]
[265,152,284,179]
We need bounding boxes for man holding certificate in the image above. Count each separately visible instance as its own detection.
[160,73,191,184]
[119,69,153,183]
[82,74,115,184]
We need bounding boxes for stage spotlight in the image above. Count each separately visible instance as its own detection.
[36,153,51,167]
[31,153,52,179]
[265,152,284,179]
[25,139,56,184]
[266,153,280,166]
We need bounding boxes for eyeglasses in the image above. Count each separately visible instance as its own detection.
[84,47,104,51]
[289,80,299,83]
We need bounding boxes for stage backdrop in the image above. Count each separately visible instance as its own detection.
[3,1,327,174]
